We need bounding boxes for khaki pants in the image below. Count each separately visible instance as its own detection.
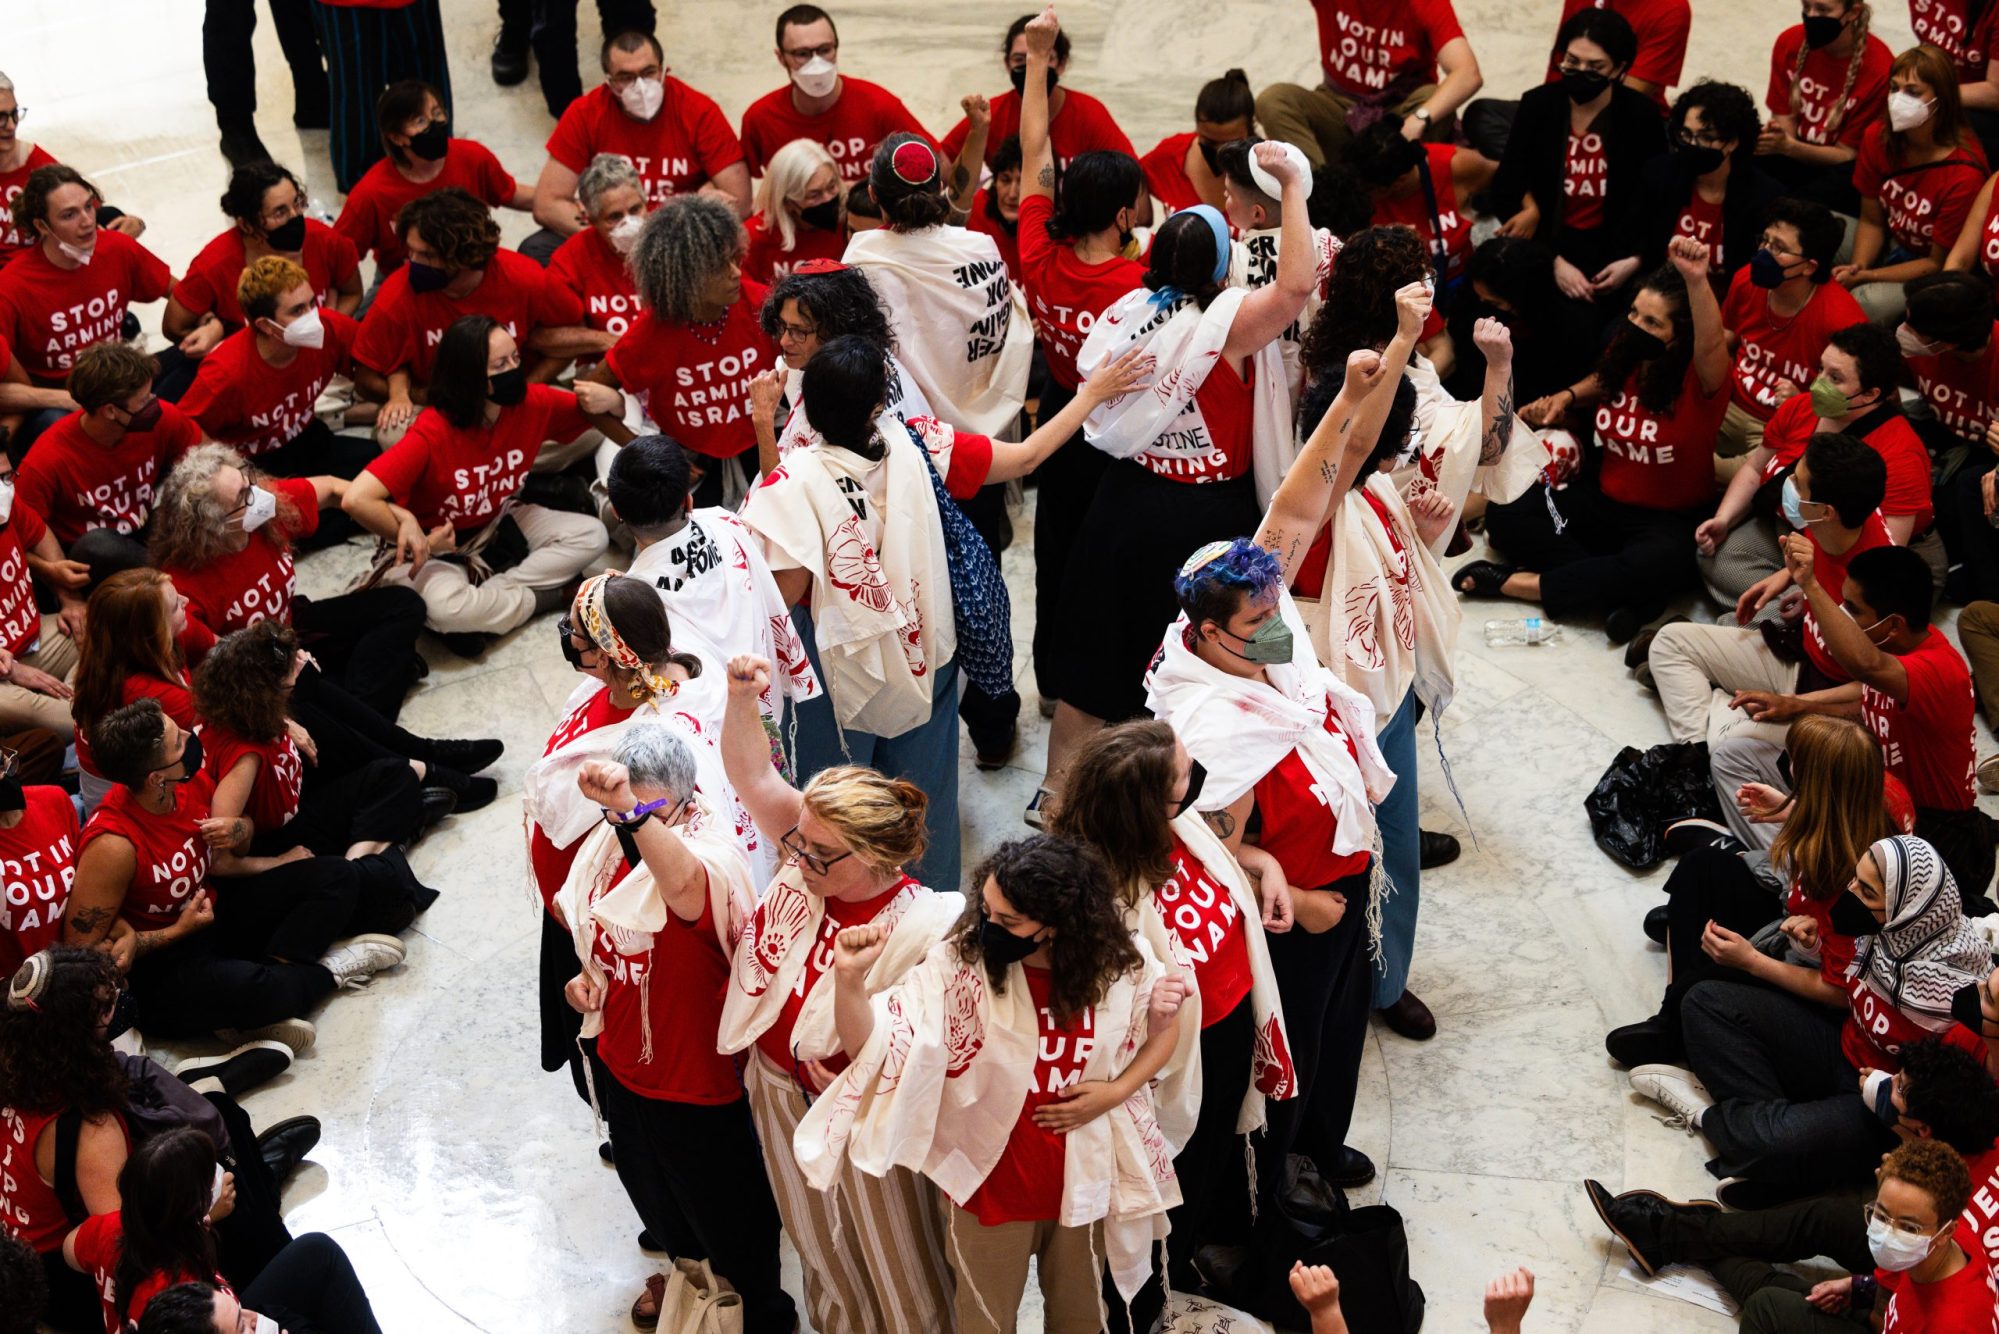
[944,1203,1103,1334]
[1254,80,1439,171]
[1848,278,1907,324]
[1648,621,1798,746]
[380,503,607,634]
[743,1052,952,1334]
[0,618,80,740]
[1716,400,1769,460]
[1960,600,1999,722]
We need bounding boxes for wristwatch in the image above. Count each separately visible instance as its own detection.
[1412,108,1433,124]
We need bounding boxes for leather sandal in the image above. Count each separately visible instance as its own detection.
[1454,559,1516,598]
[630,1273,666,1330]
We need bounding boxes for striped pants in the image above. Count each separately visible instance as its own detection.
[308,0,452,192]
[744,1050,953,1334]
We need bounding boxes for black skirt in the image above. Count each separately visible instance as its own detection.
[1048,460,1261,722]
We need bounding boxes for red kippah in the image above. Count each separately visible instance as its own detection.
[891,140,938,186]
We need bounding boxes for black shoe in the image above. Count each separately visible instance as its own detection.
[491,32,531,85]
[175,1041,292,1098]
[438,631,492,660]
[1583,1179,1717,1276]
[1418,829,1461,870]
[1604,606,1642,647]
[414,786,458,838]
[1190,1243,1251,1300]
[1324,1144,1376,1189]
[1622,613,1689,670]
[1663,819,1743,859]
[256,1115,323,1184]
[1377,990,1436,1041]
[1604,1016,1684,1069]
[429,737,505,773]
[428,765,498,813]
[218,121,273,169]
[598,1139,615,1164]
[973,724,1018,771]
[408,652,431,685]
[637,1229,665,1252]
[1643,903,1669,945]
[291,84,331,129]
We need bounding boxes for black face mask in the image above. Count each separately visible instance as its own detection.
[1196,138,1222,173]
[798,198,841,232]
[487,366,529,407]
[0,771,24,814]
[1172,759,1208,818]
[407,261,452,294]
[1620,323,1670,361]
[979,915,1042,966]
[1952,979,1997,1035]
[1802,13,1845,49]
[103,987,136,1042]
[264,214,307,252]
[557,616,588,670]
[1009,65,1059,98]
[154,732,204,787]
[1828,889,1881,938]
[407,121,450,162]
[1561,69,1612,104]
[1673,140,1728,176]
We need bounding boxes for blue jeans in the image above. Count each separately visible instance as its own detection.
[791,606,962,890]
[1370,687,1420,1007]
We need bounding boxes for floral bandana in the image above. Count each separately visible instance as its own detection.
[574,572,679,701]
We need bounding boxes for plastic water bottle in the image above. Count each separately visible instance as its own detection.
[1484,617,1562,647]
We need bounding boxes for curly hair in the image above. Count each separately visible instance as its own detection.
[1898,1037,1999,1155]
[73,571,182,745]
[1595,264,1695,414]
[1880,1137,1974,1227]
[1295,368,1419,486]
[115,1128,221,1330]
[193,621,297,743]
[0,1233,48,1334]
[151,443,302,571]
[0,948,128,1116]
[1048,720,1178,906]
[1173,536,1281,630]
[235,255,311,324]
[630,194,746,321]
[577,152,645,219]
[1672,80,1761,162]
[218,161,304,227]
[950,836,1141,1023]
[9,163,97,236]
[1300,224,1429,379]
[395,187,499,272]
[799,766,929,875]
[759,265,894,349]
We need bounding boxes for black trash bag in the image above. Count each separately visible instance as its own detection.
[1585,741,1727,870]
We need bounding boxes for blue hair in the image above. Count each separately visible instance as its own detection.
[1174,537,1281,629]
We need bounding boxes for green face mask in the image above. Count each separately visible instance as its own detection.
[1218,614,1294,665]
[1809,374,1855,419]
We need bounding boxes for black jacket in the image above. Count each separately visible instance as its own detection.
[1491,82,1668,256]
[1637,152,1784,291]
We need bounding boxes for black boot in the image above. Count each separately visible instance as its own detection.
[1584,1179,1718,1276]
[1604,1014,1685,1068]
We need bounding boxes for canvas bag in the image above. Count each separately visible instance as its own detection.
[657,1257,743,1334]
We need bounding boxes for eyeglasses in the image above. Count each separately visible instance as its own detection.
[606,65,663,89]
[1862,1204,1942,1239]
[1757,235,1803,258]
[262,195,308,226]
[784,42,837,62]
[781,826,853,875]
[0,108,26,126]
[1678,128,1730,149]
[776,321,819,341]
[1556,56,1615,76]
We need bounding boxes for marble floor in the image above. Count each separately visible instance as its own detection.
[9,0,1969,1330]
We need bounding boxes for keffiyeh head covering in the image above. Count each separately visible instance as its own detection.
[1855,835,1995,1021]
[574,572,678,702]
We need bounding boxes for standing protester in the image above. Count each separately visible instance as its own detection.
[306,0,453,195]
[202,0,327,169]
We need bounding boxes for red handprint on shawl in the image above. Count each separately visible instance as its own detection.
[735,883,812,998]
[896,581,927,677]
[1253,1014,1298,1100]
[943,966,986,1077]
[827,516,893,612]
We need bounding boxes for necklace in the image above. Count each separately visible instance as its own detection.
[683,309,730,346]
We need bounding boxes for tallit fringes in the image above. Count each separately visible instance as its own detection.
[1243,1131,1260,1223]
[946,1200,1006,1333]
[1365,826,1390,963]
[638,944,658,1066]
[1429,711,1477,852]
[577,1035,606,1143]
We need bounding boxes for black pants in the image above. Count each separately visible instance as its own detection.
[497,0,658,117]
[294,588,425,722]
[1257,872,1372,1195]
[206,1089,296,1288]
[1941,458,1999,603]
[214,856,360,963]
[289,662,432,769]
[267,754,423,853]
[1029,377,1111,702]
[71,527,151,592]
[1486,478,1702,622]
[259,419,377,483]
[130,932,336,1039]
[1917,803,1998,909]
[204,0,326,125]
[310,0,452,193]
[1656,1188,1872,1276]
[244,1232,384,1334]
[538,910,591,1103]
[1654,845,1786,1043]
[590,1054,797,1334]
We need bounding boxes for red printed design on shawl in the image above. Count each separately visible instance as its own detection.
[944,965,985,1076]
[1254,1013,1298,1099]
[736,882,814,997]
[827,515,894,612]
[897,578,928,677]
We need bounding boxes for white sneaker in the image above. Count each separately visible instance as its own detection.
[1629,1063,1715,1132]
[1978,754,1999,795]
[217,1017,317,1055]
[319,934,408,989]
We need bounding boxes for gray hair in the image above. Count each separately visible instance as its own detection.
[0,73,14,97]
[630,194,744,321]
[614,723,698,807]
[577,152,644,218]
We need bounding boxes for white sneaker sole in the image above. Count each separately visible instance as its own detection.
[216,1018,317,1056]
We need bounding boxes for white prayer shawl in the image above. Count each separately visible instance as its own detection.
[1075,285,1292,499]
[739,423,955,738]
[624,508,822,722]
[844,226,1031,438]
[1227,225,1341,503]
[775,352,934,458]
[716,860,965,1061]
[793,935,1181,1302]
[1389,355,1542,556]
[1295,472,1462,719]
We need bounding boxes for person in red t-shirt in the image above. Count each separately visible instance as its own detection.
[530,28,750,259]
[331,81,529,275]
[937,14,1138,174]
[1349,122,1492,290]
[1757,3,1894,212]
[1910,0,1999,90]
[1254,0,1482,172]
[0,466,89,741]
[1811,1141,1999,1332]
[1637,82,1777,297]
[1546,0,1690,106]
[0,75,147,271]
[1140,70,1256,214]
[1838,46,1990,323]
[964,135,1024,283]
[309,0,453,195]
[0,780,81,977]
[547,153,648,368]
[743,140,848,286]
[740,6,934,185]
[351,189,591,441]
[345,316,616,645]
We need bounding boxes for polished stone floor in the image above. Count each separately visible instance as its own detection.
[11,0,1962,1329]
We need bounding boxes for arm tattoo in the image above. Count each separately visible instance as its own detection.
[1318,458,1339,484]
[67,905,111,937]
[951,165,970,193]
[133,929,176,958]
[1481,378,1515,465]
[1202,809,1237,839]
[1037,164,1056,188]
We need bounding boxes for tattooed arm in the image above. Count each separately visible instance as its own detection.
[63,836,135,950]
[1474,316,1517,466]
[1019,10,1059,206]
[1203,790,1255,855]
[949,95,991,219]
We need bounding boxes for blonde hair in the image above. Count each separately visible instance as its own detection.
[1771,714,1894,900]
[236,255,311,324]
[1790,2,1872,143]
[753,138,842,255]
[149,443,300,570]
[799,765,928,873]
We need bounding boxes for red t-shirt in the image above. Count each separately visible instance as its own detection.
[178,311,361,458]
[1841,970,1988,1072]
[1723,270,1866,420]
[1594,370,1727,511]
[1802,513,1892,683]
[80,773,215,930]
[899,415,997,499]
[753,877,915,1073]
[1157,839,1253,1026]
[1878,1245,1999,1333]
[547,227,642,343]
[1549,0,1690,104]
[165,478,319,660]
[202,724,302,833]
[1253,699,1371,889]
[1910,0,1999,86]
[1142,133,1205,214]
[353,247,583,387]
[545,80,745,208]
[1957,1142,1999,1270]
[0,503,47,660]
[1852,127,1988,255]
[173,221,359,329]
[940,90,1136,170]
[0,230,173,383]
[1904,329,1999,446]
[15,404,200,544]
[1016,194,1145,389]
[1128,359,1257,485]
[528,687,636,913]
[739,77,930,184]
[73,673,196,780]
[1767,25,1892,149]
[331,139,519,271]
[962,965,1094,1225]
[593,865,743,1104]
[0,788,81,978]
[0,1106,123,1255]
[1758,395,1933,533]
[1968,182,1999,285]
[1370,143,1472,282]
[1307,0,1465,99]
[1564,130,1609,231]
[365,383,590,533]
[1862,629,1978,812]
[0,146,61,267]
[1675,190,1727,274]
[70,1209,232,1334]
[741,211,846,286]
[966,193,1022,284]
[605,280,774,459]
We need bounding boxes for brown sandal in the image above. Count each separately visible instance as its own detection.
[630,1272,666,1330]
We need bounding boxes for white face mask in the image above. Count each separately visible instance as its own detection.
[1897,323,1946,358]
[618,75,665,121]
[0,477,17,527]
[791,55,838,98]
[240,485,278,533]
[609,213,645,255]
[1888,90,1934,132]
[1867,1216,1941,1272]
[278,306,325,350]
[56,238,93,266]
[253,1315,282,1334]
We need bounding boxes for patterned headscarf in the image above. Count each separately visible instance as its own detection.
[574,572,678,702]
[1855,835,1994,1021]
